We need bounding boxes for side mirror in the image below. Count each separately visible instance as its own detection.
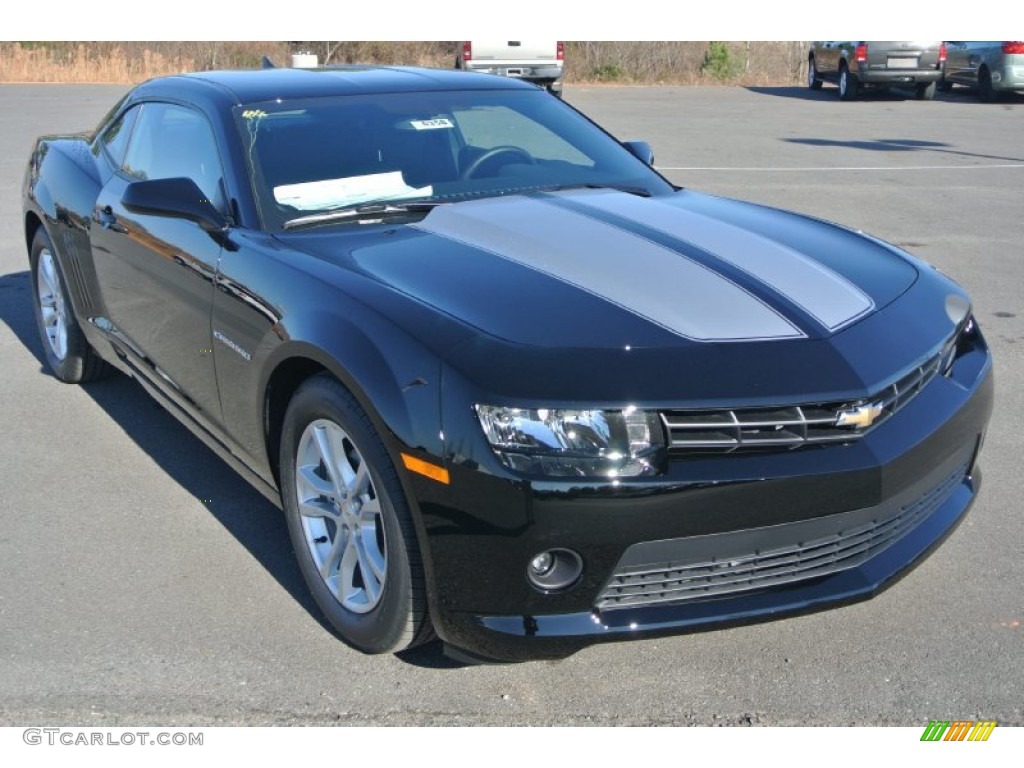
[623,140,654,166]
[122,177,227,232]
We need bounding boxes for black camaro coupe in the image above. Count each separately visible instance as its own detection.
[22,67,993,662]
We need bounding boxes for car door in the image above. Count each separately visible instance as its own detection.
[90,101,227,432]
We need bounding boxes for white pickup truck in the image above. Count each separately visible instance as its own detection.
[455,41,564,98]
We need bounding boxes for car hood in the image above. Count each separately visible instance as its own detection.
[284,189,959,403]
[293,188,917,348]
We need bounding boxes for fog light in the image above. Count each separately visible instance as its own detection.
[526,549,583,592]
[530,552,554,576]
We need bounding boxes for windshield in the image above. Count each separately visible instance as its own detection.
[234,89,673,229]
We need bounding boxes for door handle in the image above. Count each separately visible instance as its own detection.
[96,205,127,233]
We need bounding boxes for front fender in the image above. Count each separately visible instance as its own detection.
[260,325,444,466]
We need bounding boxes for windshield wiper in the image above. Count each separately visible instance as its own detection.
[539,183,652,198]
[283,201,444,230]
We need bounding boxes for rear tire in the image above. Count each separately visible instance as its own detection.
[29,228,111,384]
[807,57,823,90]
[279,373,434,654]
[838,64,859,101]
[937,76,954,92]
[916,81,937,100]
[978,67,997,102]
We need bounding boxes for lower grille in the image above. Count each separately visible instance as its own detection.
[596,459,969,611]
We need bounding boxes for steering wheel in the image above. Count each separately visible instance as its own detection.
[460,146,535,179]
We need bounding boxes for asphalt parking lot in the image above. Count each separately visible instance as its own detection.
[1,82,1021,726]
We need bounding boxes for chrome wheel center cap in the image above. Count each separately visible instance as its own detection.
[340,499,360,529]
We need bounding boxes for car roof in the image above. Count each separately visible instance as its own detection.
[131,65,538,106]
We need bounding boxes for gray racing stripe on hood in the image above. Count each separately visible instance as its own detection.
[574,192,874,331]
[412,196,804,342]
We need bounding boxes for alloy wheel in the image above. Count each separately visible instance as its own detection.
[36,248,68,361]
[294,419,387,613]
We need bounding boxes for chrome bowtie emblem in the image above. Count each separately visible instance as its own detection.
[836,402,884,428]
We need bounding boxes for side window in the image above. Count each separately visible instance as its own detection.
[98,105,139,167]
[122,103,226,210]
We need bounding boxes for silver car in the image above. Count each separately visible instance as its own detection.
[808,41,946,100]
[941,41,1024,101]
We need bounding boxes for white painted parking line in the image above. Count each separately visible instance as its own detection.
[658,164,1024,171]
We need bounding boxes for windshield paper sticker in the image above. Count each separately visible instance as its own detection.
[273,171,432,211]
[410,118,454,131]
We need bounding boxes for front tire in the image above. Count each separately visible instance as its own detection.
[29,228,111,383]
[279,374,433,654]
[838,64,859,101]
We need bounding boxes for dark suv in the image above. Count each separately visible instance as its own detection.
[808,41,947,100]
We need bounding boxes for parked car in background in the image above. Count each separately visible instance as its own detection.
[456,40,564,98]
[941,42,1024,101]
[808,41,947,100]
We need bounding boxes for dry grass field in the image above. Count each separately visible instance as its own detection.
[0,41,808,85]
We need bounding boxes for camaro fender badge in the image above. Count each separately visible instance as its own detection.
[213,330,252,361]
[836,402,885,428]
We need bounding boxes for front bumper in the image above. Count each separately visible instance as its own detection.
[412,335,992,662]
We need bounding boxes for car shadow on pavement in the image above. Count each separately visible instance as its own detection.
[0,269,457,669]
[783,137,1024,163]
[745,85,917,101]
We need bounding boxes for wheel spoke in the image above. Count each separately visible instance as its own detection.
[348,461,369,497]
[296,462,340,519]
[41,254,57,295]
[357,497,380,525]
[313,425,349,500]
[357,527,387,584]
[297,464,334,499]
[318,527,347,582]
[358,540,382,604]
[339,531,360,603]
[298,497,339,519]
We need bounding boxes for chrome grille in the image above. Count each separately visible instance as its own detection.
[596,459,969,611]
[661,347,950,454]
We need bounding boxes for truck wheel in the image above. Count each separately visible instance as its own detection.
[807,57,823,90]
[916,82,937,100]
[838,64,859,101]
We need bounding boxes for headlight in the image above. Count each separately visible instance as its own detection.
[474,405,666,478]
